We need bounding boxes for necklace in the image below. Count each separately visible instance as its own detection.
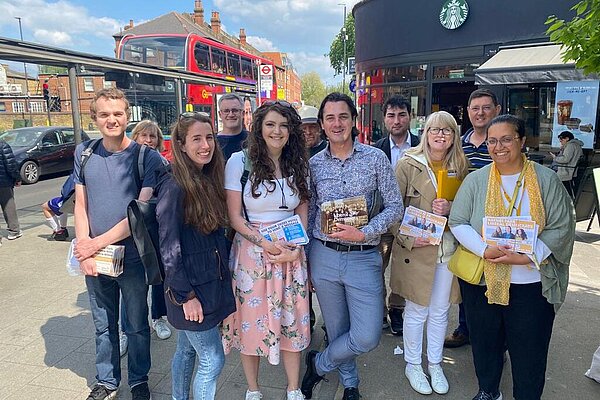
[275,178,288,210]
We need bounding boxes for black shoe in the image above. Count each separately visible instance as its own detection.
[382,316,389,330]
[472,389,502,400]
[131,382,151,400]
[343,387,361,400]
[301,350,325,399]
[86,384,117,400]
[53,228,69,241]
[444,329,470,348]
[389,308,403,336]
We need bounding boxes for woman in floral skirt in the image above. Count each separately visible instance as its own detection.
[222,101,311,400]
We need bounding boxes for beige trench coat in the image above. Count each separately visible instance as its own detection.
[390,155,461,307]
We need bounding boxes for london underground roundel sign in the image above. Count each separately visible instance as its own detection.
[260,65,273,76]
[439,0,469,30]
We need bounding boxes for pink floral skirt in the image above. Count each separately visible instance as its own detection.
[221,231,310,365]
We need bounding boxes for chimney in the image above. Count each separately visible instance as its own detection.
[124,19,134,30]
[193,0,204,25]
[239,28,247,46]
[210,11,221,35]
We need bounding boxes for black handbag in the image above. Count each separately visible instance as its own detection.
[127,198,164,285]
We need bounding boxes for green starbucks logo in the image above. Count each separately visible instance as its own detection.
[440,0,469,30]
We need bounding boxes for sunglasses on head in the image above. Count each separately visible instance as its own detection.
[179,111,210,120]
[263,100,292,108]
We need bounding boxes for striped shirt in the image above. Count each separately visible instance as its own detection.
[462,129,492,171]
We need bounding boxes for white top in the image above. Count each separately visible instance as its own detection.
[390,133,412,169]
[450,172,551,284]
[225,150,301,223]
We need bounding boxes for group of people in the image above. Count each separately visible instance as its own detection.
[59,86,577,400]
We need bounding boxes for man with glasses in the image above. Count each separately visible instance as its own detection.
[374,95,421,336]
[301,93,403,400]
[444,88,501,349]
[217,93,248,160]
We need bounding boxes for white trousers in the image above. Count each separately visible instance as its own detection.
[403,262,453,365]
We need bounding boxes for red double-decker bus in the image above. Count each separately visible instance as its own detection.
[117,33,276,122]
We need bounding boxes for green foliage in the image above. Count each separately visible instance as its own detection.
[325,80,352,97]
[301,71,327,107]
[329,14,355,76]
[546,0,600,75]
[38,65,68,75]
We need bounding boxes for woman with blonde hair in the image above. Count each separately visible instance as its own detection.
[131,120,165,152]
[390,111,468,395]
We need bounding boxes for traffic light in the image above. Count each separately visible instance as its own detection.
[43,82,50,105]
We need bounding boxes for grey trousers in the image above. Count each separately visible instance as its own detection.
[0,186,20,232]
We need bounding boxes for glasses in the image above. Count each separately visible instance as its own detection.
[263,100,292,108]
[468,105,495,113]
[179,111,210,120]
[220,108,242,115]
[485,136,521,147]
[428,127,454,136]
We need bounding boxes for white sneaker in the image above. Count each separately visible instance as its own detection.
[119,332,128,357]
[245,389,263,400]
[405,363,433,395]
[428,363,449,394]
[287,388,305,400]
[152,318,172,340]
[7,230,22,240]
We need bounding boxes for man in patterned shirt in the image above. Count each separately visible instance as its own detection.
[444,88,501,349]
[301,93,404,400]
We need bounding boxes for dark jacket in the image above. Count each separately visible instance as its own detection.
[0,140,20,187]
[373,132,421,163]
[155,167,235,331]
[310,140,328,158]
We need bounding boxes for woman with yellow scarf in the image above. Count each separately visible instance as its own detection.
[449,115,575,400]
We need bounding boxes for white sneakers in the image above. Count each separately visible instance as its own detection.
[245,390,263,400]
[405,363,433,395]
[428,363,449,394]
[286,389,305,400]
[119,332,128,357]
[152,318,172,340]
[405,363,450,395]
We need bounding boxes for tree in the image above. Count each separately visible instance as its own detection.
[326,81,351,97]
[301,71,327,107]
[546,0,600,75]
[329,14,355,76]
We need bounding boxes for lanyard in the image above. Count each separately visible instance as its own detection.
[500,161,528,217]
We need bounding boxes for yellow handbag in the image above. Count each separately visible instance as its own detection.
[448,245,484,284]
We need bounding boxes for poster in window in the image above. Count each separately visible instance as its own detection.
[553,80,599,149]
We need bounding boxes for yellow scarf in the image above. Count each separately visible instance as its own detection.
[484,156,546,305]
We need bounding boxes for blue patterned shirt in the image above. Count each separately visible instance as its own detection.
[308,140,404,246]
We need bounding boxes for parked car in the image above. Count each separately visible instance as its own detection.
[0,126,90,184]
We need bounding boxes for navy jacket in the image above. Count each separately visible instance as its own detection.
[373,132,421,163]
[0,140,20,187]
[155,167,235,331]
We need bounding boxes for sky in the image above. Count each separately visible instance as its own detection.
[0,0,360,85]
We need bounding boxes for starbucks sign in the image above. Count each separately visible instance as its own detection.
[440,0,469,30]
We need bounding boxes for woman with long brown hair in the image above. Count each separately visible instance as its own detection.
[155,112,235,400]
[222,101,311,400]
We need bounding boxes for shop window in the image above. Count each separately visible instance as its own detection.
[384,65,426,83]
[211,48,226,74]
[83,78,94,92]
[433,63,478,80]
[227,52,241,76]
[12,102,25,113]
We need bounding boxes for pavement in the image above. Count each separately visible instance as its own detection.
[0,206,599,399]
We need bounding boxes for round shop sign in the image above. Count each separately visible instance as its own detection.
[439,0,469,30]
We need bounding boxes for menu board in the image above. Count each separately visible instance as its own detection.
[552,80,599,149]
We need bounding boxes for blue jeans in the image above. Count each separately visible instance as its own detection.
[309,240,384,388]
[171,327,225,400]
[121,283,168,332]
[85,258,151,389]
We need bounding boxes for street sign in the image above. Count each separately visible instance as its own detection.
[347,57,356,75]
[349,78,356,93]
[259,63,274,92]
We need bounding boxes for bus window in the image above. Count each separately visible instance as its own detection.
[123,45,143,63]
[227,52,241,77]
[241,57,254,80]
[120,37,186,68]
[211,48,226,74]
[194,43,211,71]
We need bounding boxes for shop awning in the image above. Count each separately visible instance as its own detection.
[475,44,595,85]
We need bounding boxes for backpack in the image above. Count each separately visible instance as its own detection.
[60,139,148,214]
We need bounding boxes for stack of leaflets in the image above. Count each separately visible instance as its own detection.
[482,216,538,254]
[399,206,447,245]
[320,195,369,234]
[259,215,309,245]
[67,239,125,277]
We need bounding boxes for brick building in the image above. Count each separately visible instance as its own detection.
[262,52,302,105]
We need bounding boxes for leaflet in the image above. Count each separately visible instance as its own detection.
[320,195,369,234]
[66,239,125,277]
[399,206,447,245]
[482,216,538,255]
[259,214,309,245]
